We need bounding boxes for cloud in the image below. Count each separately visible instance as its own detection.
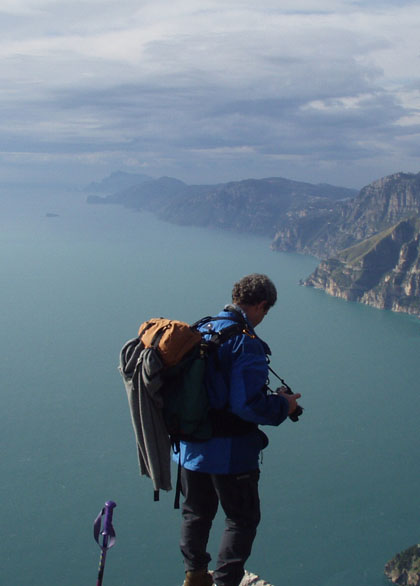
[0,0,419,188]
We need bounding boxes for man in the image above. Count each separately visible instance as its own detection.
[178,274,302,586]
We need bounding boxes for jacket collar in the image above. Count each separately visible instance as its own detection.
[222,304,271,356]
[222,304,254,331]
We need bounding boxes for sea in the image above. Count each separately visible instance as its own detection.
[1,187,419,586]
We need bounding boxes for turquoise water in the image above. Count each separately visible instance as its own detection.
[1,190,419,586]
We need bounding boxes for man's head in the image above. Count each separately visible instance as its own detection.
[232,273,277,327]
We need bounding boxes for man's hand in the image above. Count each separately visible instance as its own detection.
[276,386,302,415]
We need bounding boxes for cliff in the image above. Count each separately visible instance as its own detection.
[272,172,420,257]
[302,217,420,317]
[385,544,420,585]
[292,172,420,317]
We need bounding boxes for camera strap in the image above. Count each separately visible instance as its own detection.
[267,364,292,393]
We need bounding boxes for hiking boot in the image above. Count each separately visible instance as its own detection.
[183,569,214,586]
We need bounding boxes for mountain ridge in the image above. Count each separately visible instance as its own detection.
[84,170,154,193]
[87,173,356,238]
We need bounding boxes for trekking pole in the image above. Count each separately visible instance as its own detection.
[93,500,117,586]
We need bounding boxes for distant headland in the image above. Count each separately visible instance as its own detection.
[86,170,420,318]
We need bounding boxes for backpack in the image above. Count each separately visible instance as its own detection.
[119,314,251,506]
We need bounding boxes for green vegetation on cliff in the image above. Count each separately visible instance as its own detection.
[303,218,420,316]
[385,544,420,585]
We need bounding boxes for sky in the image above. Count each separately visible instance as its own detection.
[1,0,420,190]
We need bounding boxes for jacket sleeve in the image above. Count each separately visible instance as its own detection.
[227,341,289,426]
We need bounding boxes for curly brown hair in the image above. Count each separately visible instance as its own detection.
[232,274,277,309]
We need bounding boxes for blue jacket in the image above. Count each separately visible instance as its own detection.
[177,306,289,474]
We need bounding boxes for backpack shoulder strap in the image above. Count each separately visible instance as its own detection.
[190,315,217,330]
[195,309,254,346]
[208,322,247,345]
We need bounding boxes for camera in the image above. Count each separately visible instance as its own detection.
[278,385,303,422]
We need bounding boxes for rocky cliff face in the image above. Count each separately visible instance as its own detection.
[294,172,420,318]
[385,544,420,585]
[270,204,349,257]
[303,218,420,317]
[344,173,420,238]
[272,172,420,258]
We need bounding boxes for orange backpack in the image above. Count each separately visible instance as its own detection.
[138,318,202,367]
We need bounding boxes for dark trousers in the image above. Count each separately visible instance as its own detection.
[180,467,261,586]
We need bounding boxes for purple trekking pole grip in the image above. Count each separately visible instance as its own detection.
[102,501,116,546]
[94,500,117,586]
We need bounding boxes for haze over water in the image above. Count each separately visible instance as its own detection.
[1,189,419,586]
